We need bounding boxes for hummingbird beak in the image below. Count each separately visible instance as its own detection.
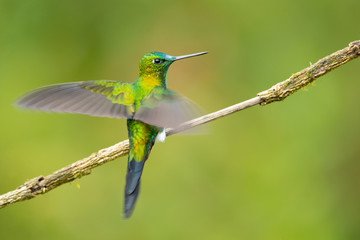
[174,51,208,61]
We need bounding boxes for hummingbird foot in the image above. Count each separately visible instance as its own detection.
[156,129,166,142]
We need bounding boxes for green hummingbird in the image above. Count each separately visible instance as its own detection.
[14,51,208,218]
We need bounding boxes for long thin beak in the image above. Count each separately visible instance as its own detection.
[174,51,208,61]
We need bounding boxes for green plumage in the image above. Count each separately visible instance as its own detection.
[14,51,207,218]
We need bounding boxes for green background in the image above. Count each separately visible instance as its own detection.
[1,0,360,239]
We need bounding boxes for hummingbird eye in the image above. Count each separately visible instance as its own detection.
[153,58,164,64]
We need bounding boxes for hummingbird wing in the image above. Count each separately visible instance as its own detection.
[133,87,202,128]
[15,82,202,128]
[14,81,136,118]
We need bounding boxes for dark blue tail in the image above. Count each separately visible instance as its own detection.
[123,159,145,219]
[123,140,155,219]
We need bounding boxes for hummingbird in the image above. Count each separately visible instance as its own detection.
[14,51,208,218]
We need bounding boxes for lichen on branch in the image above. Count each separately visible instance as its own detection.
[257,40,360,105]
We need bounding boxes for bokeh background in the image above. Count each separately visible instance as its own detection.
[1,0,360,239]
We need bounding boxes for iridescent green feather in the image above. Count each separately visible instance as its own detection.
[127,119,158,162]
[84,80,138,114]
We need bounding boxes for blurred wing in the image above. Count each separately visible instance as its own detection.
[14,81,135,119]
[134,87,202,128]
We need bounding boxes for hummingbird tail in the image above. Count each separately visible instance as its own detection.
[123,159,144,219]
[123,140,155,219]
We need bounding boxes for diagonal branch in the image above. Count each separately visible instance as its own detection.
[1,40,359,209]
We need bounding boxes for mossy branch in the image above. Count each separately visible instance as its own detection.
[1,40,359,209]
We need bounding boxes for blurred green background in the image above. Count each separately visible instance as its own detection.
[1,0,360,239]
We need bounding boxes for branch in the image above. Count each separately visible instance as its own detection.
[1,40,359,209]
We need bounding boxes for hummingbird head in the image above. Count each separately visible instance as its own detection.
[138,51,208,80]
[139,52,175,78]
